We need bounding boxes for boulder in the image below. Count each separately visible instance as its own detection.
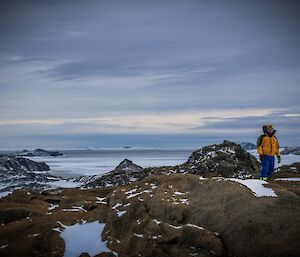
[273,162,300,178]
[182,140,260,178]
[86,159,145,187]
[0,208,34,224]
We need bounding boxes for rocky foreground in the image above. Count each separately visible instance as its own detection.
[0,140,300,257]
[1,174,300,257]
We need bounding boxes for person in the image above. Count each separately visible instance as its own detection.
[257,124,281,180]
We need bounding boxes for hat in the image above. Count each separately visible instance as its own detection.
[262,124,275,134]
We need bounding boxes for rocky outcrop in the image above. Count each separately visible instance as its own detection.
[0,155,50,179]
[273,162,300,178]
[281,146,300,155]
[81,141,261,189]
[181,140,260,178]
[0,174,299,257]
[0,156,78,193]
[1,141,261,193]
[84,159,145,187]
[10,148,64,157]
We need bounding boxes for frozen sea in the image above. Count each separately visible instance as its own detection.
[1,148,297,179]
[26,148,195,178]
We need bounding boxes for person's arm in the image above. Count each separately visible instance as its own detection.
[276,138,281,163]
[257,135,264,161]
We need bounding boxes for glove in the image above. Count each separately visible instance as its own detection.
[259,155,264,162]
[277,156,281,164]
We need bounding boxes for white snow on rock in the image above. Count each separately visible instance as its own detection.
[62,206,87,212]
[116,210,126,217]
[48,203,59,211]
[55,221,113,257]
[167,223,205,230]
[96,197,107,205]
[228,179,277,197]
[173,191,185,195]
[275,177,300,181]
[134,233,144,238]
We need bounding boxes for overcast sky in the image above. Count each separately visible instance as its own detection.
[0,0,300,149]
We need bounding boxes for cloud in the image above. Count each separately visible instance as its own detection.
[0,108,285,135]
[0,0,299,147]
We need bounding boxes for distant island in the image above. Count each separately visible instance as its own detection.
[239,142,300,155]
[239,142,256,150]
[10,148,64,157]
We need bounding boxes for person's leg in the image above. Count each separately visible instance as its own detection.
[260,156,270,179]
[267,156,275,178]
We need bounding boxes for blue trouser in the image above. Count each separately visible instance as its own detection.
[260,155,275,178]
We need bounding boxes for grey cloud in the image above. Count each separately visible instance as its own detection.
[0,0,300,147]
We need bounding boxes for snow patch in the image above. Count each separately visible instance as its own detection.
[228,179,277,197]
[275,177,300,181]
[116,210,126,217]
[134,233,144,238]
[96,197,107,204]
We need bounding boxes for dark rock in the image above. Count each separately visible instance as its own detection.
[85,159,145,187]
[94,253,117,257]
[281,147,300,155]
[44,196,61,205]
[0,208,35,224]
[0,155,50,178]
[273,162,300,178]
[181,140,260,178]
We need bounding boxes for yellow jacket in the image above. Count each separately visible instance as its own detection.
[257,134,280,157]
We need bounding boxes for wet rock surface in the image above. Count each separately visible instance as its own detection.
[0,174,299,257]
